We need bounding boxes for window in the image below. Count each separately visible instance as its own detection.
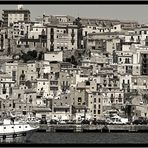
[18,94,21,98]
[12,71,16,81]
[31,76,33,80]
[98,110,100,114]
[143,80,146,85]
[51,28,54,33]
[134,79,137,85]
[85,31,87,36]
[29,98,32,103]
[21,31,24,35]
[2,88,6,94]
[98,98,100,103]
[94,104,96,108]
[94,110,96,114]
[78,97,82,102]
[94,98,96,103]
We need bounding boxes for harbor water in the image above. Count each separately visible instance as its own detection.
[26,132,148,144]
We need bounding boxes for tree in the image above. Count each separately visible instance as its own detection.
[31,50,37,59]
[25,80,32,89]
[20,50,39,62]
[21,53,31,63]
[27,50,37,59]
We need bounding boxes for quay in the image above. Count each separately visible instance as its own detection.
[37,124,148,133]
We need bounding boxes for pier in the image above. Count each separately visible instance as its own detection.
[37,124,148,133]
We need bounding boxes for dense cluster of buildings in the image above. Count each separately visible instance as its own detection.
[0,5,148,122]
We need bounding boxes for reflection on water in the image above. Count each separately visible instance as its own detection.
[1,132,148,144]
[27,132,148,144]
[0,136,25,143]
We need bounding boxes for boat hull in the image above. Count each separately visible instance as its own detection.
[0,129,36,143]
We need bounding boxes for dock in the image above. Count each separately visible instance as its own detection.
[37,124,148,133]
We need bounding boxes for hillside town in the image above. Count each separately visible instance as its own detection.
[0,5,148,124]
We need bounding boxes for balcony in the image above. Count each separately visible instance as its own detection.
[110,98,114,103]
[126,70,132,74]
[71,33,75,37]
[71,39,75,44]
[142,60,148,64]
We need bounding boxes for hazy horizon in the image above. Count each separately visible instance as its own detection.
[0,5,148,24]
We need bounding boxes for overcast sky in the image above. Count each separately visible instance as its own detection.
[0,5,148,24]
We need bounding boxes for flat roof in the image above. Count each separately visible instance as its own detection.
[3,9,30,13]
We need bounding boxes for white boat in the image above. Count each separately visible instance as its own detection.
[0,118,39,143]
[25,117,41,124]
[107,114,128,125]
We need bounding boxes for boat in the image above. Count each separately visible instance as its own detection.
[25,117,41,124]
[0,118,39,143]
[107,114,128,125]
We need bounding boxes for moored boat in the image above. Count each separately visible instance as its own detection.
[0,118,39,143]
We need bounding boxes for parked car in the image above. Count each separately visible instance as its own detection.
[97,119,107,125]
[132,117,148,125]
[49,119,58,124]
[92,119,106,125]
[81,120,90,124]
[59,120,69,124]
[40,118,47,124]
[66,120,76,124]
[92,120,97,125]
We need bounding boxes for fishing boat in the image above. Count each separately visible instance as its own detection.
[0,118,39,143]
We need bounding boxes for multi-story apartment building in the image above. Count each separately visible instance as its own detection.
[2,5,30,27]
[46,24,78,51]
[42,15,75,26]
[87,91,103,120]
[12,21,32,40]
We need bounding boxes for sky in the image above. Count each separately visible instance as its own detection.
[0,5,148,24]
